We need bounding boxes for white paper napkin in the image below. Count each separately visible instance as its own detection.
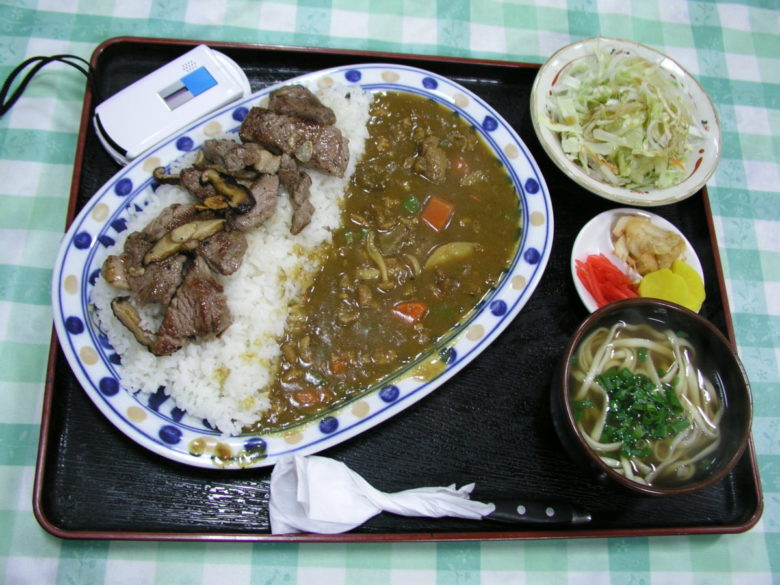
[269,454,496,534]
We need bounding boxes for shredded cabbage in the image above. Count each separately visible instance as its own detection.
[544,47,701,190]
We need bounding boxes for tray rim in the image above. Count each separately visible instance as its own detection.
[33,35,764,542]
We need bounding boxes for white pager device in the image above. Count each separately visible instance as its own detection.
[94,45,251,165]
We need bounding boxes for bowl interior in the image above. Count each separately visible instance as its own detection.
[530,37,721,207]
[558,298,752,496]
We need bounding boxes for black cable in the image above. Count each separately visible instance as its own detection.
[0,54,98,118]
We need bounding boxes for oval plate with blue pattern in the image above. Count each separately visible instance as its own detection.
[52,63,554,469]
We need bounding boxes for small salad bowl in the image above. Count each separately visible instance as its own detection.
[530,37,721,207]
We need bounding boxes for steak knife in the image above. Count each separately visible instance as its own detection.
[481,499,592,526]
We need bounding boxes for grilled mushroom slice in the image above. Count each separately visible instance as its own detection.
[199,169,255,213]
[152,167,181,184]
[110,297,155,348]
[102,255,130,290]
[143,218,226,265]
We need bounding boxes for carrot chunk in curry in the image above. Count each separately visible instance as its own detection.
[393,301,429,324]
[421,195,455,232]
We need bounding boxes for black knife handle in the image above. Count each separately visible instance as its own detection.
[484,500,591,526]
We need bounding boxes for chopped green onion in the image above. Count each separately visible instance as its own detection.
[594,367,690,458]
[572,399,596,421]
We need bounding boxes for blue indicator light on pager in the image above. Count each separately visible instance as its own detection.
[160,67,218,110]
[182,66,217,96]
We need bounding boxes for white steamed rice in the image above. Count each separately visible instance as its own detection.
[91,86,372,435]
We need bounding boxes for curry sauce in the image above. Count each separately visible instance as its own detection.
[248,91,521,431]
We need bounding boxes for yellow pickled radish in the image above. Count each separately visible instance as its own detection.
[638,268,689,306]
[638,261,705,312]
[672,259,706,312]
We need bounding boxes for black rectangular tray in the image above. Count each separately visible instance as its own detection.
[34,37,762,541]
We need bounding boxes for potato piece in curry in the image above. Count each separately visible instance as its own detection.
[250,91,522,431]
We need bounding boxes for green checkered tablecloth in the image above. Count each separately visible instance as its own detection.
[1,0,778,583]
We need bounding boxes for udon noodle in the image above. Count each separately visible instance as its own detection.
[570,321,724,487]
